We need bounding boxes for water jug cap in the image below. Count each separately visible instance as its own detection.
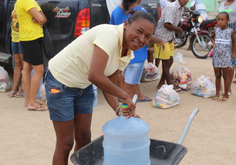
[120,103,128,108]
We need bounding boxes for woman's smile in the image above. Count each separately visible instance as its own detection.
[133,40,142,49]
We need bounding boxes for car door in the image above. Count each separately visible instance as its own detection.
[89,0,110,28]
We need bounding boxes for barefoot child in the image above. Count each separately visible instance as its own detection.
[211,12,236,101]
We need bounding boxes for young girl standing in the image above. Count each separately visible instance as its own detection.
[211,12,236,101]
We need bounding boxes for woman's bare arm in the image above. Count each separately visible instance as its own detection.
[88,45,135,117]
[28,8,47,25]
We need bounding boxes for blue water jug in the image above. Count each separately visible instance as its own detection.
[102,115,150,165]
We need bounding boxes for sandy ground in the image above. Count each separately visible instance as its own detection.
[1,46,236,165]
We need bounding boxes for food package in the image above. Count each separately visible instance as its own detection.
[0,66,12,92]
[141,62,160,82]
[171,52,192,90]
[40,83,46,101]
[191,75,216,98]
[152,85,180,109]
[170,65,192,90]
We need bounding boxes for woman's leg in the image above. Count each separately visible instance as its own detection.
[15,54,24,96]
[8,54,23,96]
[214,68,221,98]
[22,61,33,106]
[222,67,229,99]
[123,83,138,99]
[28,64,44,108]
[52,119,74,165]
[74,113,92,151]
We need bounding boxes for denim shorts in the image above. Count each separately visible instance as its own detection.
[123,62,144,85]
[11,41,23,54]
[45,69,94,122]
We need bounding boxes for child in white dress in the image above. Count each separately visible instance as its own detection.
[211,12,236,101]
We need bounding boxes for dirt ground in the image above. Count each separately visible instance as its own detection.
[1,46,236,165]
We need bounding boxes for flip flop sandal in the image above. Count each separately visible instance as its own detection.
[219,97,230,102]
[212,96,219,101]
[14,92,24,98]
[28,105,47,111]
[7,91,17,98]
[137,96,152,102]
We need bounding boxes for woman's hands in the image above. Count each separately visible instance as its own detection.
[119,94,140,119]
[119,98,136,118]
[32,17,37,23]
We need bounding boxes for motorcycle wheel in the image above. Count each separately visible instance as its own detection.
[190,34,212,59]
[175,33,188,48]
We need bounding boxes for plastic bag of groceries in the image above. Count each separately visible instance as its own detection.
[0,66,12,92]
[171,52,192,90]
[171,65,192,90]
[141,62,160,82]
[152,85,180,109]
[40,83,46,101]
[191,75,216,98]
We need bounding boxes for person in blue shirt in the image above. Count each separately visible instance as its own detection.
[190,0,208,21]
[110,0,164,102]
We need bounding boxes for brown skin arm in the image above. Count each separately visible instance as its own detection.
[231,29,236,59]
[102,70,140,118]
[164,22,183,36]
[149,35,165,50]
[28,8,47,25]
[88,45,136,118]
[211,29,216,49]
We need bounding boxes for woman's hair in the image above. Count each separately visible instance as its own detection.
[122,0,139,12]
[128,10,156,27]
[217,12,230,20]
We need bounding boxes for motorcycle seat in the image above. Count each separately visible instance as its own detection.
[200,19,217,27]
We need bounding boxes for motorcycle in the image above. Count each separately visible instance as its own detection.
[199,18,217,35]
[175,10,212,59]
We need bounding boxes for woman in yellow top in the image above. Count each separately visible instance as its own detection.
[16,0,47,110]
[45,11,159,164]
[8,3,24,98]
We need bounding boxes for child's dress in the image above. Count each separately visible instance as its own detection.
[213,27,232,68]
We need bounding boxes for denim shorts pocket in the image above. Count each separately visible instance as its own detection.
[45,79,63,95]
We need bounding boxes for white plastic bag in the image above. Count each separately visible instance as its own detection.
[171,52,192,90]
[40,83,46,101]
[173,52,185,64]
[0,66,12,92]
[141,62,160,82]
[170,65,192,90]
[152,85,180,109]
[191,75,216,98]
